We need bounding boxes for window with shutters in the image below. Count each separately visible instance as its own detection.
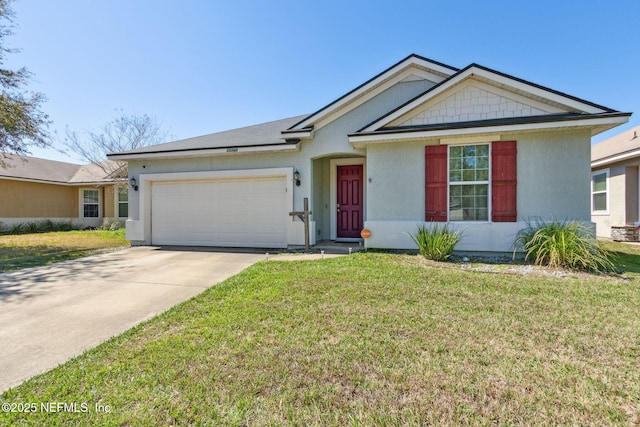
[425,140,517,223]
[449,144,490,221]
[591,169,608,214]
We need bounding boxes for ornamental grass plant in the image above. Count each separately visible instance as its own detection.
[514,218,616,272]
[409,223,462,261]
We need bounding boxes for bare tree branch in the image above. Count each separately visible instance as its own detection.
[62,111,168,175]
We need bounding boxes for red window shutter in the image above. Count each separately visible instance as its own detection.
[491,141,517,222]
[425,145,448,222]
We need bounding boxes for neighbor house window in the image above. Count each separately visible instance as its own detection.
[118,187,128,218]
[591,169,609,213]
[82,189,99,218]
[449,144,489,221]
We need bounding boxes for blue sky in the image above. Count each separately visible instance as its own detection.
[6,0,639,163]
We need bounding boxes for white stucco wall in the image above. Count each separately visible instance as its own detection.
[363,128,592,252]
[126,79,435,245]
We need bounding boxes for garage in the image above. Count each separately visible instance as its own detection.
[150,175,288,248]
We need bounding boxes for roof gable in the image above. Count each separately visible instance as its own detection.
[359,64,618,133]
[286,54,458,132]
[388,79,566,129]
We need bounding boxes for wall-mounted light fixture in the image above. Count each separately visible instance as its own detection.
[293,170,301,187]
[130,177,139,191]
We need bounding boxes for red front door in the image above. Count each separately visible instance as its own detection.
[337,165,363,238]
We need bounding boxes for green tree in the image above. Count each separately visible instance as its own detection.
[0,0,50,158]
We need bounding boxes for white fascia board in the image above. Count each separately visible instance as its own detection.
[139,167,293,183]
[280,130,313,139]
[107,143,300,161]
[591,149,640,168]
[290,57,455,131]
[350,115,629,148]
[361,66,609,132]
[468,67,607,114]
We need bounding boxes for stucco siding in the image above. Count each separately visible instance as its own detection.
[0,179,78,217]
[306,80,435,159]
[363,129,592,251]
[103,185,115,218]
[366,141,425,221]
[126,79,435,244]
[592,160,640,238]
[517,129,591,221]
[625,167,638,225]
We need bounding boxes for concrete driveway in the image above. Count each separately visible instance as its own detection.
[0,246,263,392]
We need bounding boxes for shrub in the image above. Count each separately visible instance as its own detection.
[514,218,616,272]
[6,220,75,235]
[409,223,462,261]
[100,220,123,231]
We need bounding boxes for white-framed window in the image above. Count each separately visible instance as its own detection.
[82,189,100,218]
[449,143,490,221]
[117,186,128,218]
[591,169,609,214]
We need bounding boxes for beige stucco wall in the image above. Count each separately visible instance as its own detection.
[103,185,116,218]
[592,160,639,238]
[0,179,78,217]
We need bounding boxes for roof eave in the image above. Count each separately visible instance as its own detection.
[0,176,123,186]
[349,113,631,148]
[107,142,301,161]
[358,64,620,133]
[592,148,640,168]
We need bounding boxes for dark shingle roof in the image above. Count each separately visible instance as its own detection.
[110,115,308,156]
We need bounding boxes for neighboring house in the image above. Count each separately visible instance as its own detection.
[591,125,640,240]
[0,154,128,230]
[108,54,630,253]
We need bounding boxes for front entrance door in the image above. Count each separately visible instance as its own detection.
[337,165,363,238]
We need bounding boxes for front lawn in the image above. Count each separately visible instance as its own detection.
[0,229,129,273]
[1,244,639,426]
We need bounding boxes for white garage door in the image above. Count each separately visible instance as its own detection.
[151,176,287,248]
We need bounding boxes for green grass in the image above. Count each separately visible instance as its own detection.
[0,229,129,272]
[2,242,639,426]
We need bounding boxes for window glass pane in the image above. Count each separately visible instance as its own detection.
[449,145,462,158]
[83,189,99,204]
[477,156,489,169]
[593,193,607,211]
[592,173,607,192]
[449,184,488,221]
[118,203,128,218]
[449,144,489,221]
[118,187,128,202]
[476,169,489,181]
[84,204,99,218]
[450,170,462,182]
[463,145,476,157]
